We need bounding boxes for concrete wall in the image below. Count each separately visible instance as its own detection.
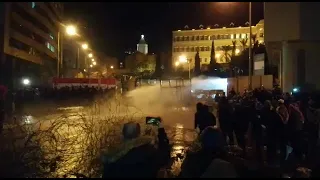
[300,3,320,41]
[282,41,320,92]
[264,2,301,42]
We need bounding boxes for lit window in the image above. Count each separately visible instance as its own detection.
[50,46,55,52]
[230,34,234,39]
[241,34,246,39]
[31,2,36,8]
[236,34,240,39]
[46,42,55,52]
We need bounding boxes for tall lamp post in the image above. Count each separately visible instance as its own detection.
[178,55,191,79]
[248,2,252,90]
[77,43,88,70]
[57,25,77,77]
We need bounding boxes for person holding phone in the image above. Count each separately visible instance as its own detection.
[102,120,170,178]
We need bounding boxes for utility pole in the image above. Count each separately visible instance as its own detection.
[248,2,252,90]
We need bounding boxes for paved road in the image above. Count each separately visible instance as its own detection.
[3,101,204,177]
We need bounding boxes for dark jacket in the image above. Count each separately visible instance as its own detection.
[195,111,216,132]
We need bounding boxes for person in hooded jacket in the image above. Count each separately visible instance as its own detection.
[233,100,249,157]
[260,100,283,164]
[287,101,305,162]
[195,103,216,134]
[251,98,264,162]
[276,99,290,165]
[102,121,170,178]
[218,96,235,145]
[179,126,230,178]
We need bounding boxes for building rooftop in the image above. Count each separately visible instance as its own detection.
[173,19,264,32]
[138,34,147,44]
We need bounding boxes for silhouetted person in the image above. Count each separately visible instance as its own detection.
[275,99,289,165]
[287,102,305,163]
[229,88,236,98]
[195,103,216,134]
[251,98,264,162]
[218,97,234,145]
[233,101,249,157]
[102,122,169,178]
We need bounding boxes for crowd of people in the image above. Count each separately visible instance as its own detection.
[100,86,320,178]
[2,82,320,177]
[194,86,320,177]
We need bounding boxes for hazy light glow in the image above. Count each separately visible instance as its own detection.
[92,61,96,65]
[90,64,93,68]
[235,49,240,54]
[175,61,180,66]
[110,65,114,69]
[66,25,77,36]
[191,77,228,95]
[179,55,187,63]
[88,53,93,58]
[22,78,30,85]
[82,44,88,49]
[215,53,221,58]
[91,59,94,62]
[141,34,144,39]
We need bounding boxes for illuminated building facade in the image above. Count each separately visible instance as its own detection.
[172,20,264,70]
[137,34,148,55]
[0,2,63,88]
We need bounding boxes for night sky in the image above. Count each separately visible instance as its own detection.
[64,2,264,60]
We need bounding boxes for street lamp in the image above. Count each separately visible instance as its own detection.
[22,78,30,86]
[110,65,114,69]
[88,53,93,58]
[178,55,191,80]
[82,43,88,50]
[66,25,77,36]
[92,61,96,66]
[90,64,93,68]
[57,24,78,77]
[248,2,252,90]
[76,43,89,70]
[91,58,95,62]
[179,55,187,63]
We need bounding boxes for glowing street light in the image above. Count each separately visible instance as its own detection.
[92,61,96,65]
[235,49,240,55]
[179,55,187,63]
[90,64,93,68]
[91,59,95,62]
[178,55,191,80]
[22,78,30,86]
[175,61,180,67]
[66,25,77,36]
[82,43,88,50]
[110,65,114,69]
[88,53,93,58]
